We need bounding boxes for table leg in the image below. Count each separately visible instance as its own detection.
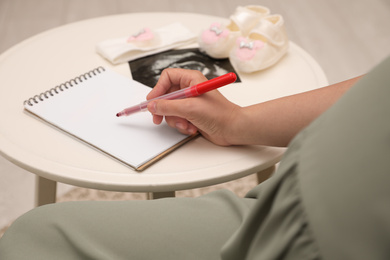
[35,176,57,207]
[257,165,276,184]
[147,191,175,200]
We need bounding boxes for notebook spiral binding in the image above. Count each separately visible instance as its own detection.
[24,66,106,106]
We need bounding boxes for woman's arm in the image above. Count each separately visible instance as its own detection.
[147,68,363,147]
[231,76,363,147]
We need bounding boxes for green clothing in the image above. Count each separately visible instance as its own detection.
[0,191,255,259]
[1,56,389,259]
[223,55,390,259]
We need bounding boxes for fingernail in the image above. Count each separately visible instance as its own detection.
[187,126,197,135]
[175,122,186,130]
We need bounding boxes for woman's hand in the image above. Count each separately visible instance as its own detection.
[146,67,362,147]
[146,68,240,146]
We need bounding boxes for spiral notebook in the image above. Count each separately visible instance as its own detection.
[23,67,196,171]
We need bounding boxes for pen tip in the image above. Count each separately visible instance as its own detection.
[116,113,120,117]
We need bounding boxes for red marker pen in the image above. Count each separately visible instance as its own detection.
[116,72,237,117]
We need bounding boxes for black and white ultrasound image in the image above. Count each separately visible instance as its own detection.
[129,48,241,88]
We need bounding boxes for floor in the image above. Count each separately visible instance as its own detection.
[1,0,390,235]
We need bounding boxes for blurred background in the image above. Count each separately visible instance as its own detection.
[1,0,389,235]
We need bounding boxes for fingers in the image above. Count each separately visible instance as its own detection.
[148,98,189,119]
[168,117,198,135]
[152,112,196,135]
[152,114,164,125]
[146,68,212,136]
[146,70,174,100]
[148,98,198,135]
[146,68,207,100]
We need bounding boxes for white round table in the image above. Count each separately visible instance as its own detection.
[0,13,327,205]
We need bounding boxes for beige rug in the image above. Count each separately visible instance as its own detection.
[1,173,264,239]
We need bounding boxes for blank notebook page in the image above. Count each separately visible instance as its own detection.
[24,68,193,171]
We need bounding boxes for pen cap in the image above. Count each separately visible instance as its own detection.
[191,72,237,96]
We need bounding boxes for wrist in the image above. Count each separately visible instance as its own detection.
[222,105,250,146]
[225,105,263,146]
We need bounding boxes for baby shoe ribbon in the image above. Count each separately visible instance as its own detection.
[201,23,229,44]
[235,37,264,60]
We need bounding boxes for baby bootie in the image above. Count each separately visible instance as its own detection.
[229,14,289,73]
[198,5,270,59]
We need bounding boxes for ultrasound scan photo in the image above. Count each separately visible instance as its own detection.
[129,48,241,88]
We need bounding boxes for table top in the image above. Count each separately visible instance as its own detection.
[0,12,328,192]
